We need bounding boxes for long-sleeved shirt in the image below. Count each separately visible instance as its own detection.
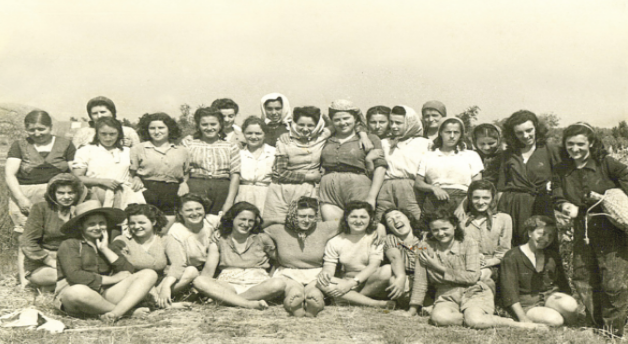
[410,238,481,307]
[20,202,69,261]
[213,233,276,270]
[383,234,421,273]
[499,246,570,308]
[321,134,387,174]
[497,144,561,194]
[183,138,241,179]
[459,212,512,267]
[56,238,134,292]
[272,137,326,184]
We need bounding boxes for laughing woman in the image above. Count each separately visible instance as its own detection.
[183,107,240,215]
[193,202,285,309]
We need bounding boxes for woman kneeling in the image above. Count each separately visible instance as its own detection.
[317,201,394,309]
[408,207,543,329]
[55,200,157,321]
[194,202,285,309]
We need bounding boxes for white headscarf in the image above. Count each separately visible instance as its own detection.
[260,93,292,125]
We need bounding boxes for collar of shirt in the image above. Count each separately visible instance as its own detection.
[564,157,598,175]
[225,234,256,254]
[434,148,459,157]
[241,144,274,160]
[328,134,359,144]
[143,141,177,154]
[427,238,463,255]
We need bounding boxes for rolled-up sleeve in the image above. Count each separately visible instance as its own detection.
[369,135,388,170]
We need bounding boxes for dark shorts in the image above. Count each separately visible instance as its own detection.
[142,180,180,215]
[319,172,371,209]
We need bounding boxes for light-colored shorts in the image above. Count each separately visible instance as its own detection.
[273,266,322,285]
[8,183,47,233]
[217,268,270,294]
[263,182,317,219]
[319,172,370,208]
[375,179,422,222]
[434,281,494,314]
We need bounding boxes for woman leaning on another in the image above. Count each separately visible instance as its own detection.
[19,173,86,289]
[182,107,240,215]
[55,200,157,322]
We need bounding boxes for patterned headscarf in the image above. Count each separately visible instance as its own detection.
[285,197,318,246]
[387,105,423,154]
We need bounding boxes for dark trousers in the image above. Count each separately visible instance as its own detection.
[142,180,180,215]
[187,177,231,215]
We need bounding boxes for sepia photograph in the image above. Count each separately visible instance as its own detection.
[0,0,627,343]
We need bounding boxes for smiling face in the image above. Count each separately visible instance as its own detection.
[220,109,237,129]
[384,210,412,238]
[264,100,283,123]
[295,208,317,231]
[90,105,114,121]
[243,124,265,149]
[179,201,206,227]
[389,114,407,138]
[423,109,443,130]
[331,112,356,136]
[199,115,221,140]
[26,122,53,145]
[55,185,77,208]
[347,208,370,235]
[129,214,155,240]
[429,219,456,246]
[475,135,499,155]
[82,213,108,241]
[440,122,462,149]
[368,114,389,137]
[527,225,555,251]
[295,116,317,138]
[513,120,536,148]
[148,120,169,144]
[565,134,590,163]
[97,125,119,148]
[470,189,493,213]
[232,210,257,237]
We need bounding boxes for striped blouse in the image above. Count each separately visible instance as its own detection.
[183,138,241,179]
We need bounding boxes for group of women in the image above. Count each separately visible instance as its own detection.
[5,94,628,337]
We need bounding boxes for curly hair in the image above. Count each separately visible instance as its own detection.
[45,175,83,208]
[502,110,549,149]
[432,118,467,153]
[293,106,322,125]
[175,193,212,224]
[561,123,608,163]
[381,208,421,237]
[91,117,124,149]
[340,201,377,235]
[424,207,464,241]
[217,201,263,237]
[192,107,226,140]
[125,203,169,235]
[136,112,181,143]
[211,98,239,114]
[523,215,556,237]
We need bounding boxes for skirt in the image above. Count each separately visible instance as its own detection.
[217,268,270,294]
[236,185,270,214]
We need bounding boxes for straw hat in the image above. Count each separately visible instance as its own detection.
[59,200,126,236]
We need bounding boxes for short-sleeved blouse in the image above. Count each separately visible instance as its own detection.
[7,136,76,185]
[321,134,387,174]
[71,144,132,182]
[323,231,384,274]
[212,233,276,270]
[240,144,276,185]
[417,149,484,191]
[130,141,189,183]
[382,137,431,180]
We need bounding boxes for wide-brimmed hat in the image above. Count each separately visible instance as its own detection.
[59,200,126,236]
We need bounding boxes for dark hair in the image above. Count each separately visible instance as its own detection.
[86,96,117,118]
[523,215,556,236]
[471,123,500,146]
[391,106,407,116]
[263,97,283,108]
[136,112,181,143]
[192,107,226,140]
[340,201,377,235]
[125,203,169,235]
[175,193,212,224]
[432,118,466,152]
[424,207,464,241]
[218,202,263,237]
[465,180,498,230]
[293,106,321,125]
[24,110,52,128]
[91,117,124,149]
[241,116,268,134]
[211,98,239,115]
[503,110,549,149]
[366,106,391,122]
[46,179,83,208]
[381,208,421,236]
[561,123,608,163]
[296,196,318,213]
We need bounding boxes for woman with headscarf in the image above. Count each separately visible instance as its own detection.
[421,100,447,142]
[375,105,431,223]
[19,173,87,288]
[262,106,328,220]
[472,123,504,185]
[260,93,292,147]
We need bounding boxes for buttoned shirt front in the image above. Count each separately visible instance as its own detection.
[131,141,189,183]
[240,144,276,186]
[321,133,387,173]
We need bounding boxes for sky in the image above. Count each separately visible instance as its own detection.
[0,0,626,127]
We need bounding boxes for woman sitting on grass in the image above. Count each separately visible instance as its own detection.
[317,201,394,309]
[408,207,543,329]
[193,202,285,309]
[55,200,158,321]
[160,194,220,308]
[500,216,577,326]
[20,173,86,289]
[381,208,422,303]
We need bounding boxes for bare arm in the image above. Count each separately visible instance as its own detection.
[221,174,240,213]
[200,243,220,278]
[5,158,30,214]
[365,166,386,207]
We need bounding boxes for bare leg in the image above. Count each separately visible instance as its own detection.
[240,278,286,301]
[193,276,276,309]
[304,281,325,317]
[60,285,116,316]
[545,292,579,325]
[100,269,158,321]
[283,278,306,317]
[431,302,464,327]
[26,266,56,288]
[320,277,392,308]
[359,265,392,297]
[320,204,344,222]
[173,266,199,293]
[464,307,547,329]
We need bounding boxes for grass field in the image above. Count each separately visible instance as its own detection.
[1,149,628,343]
